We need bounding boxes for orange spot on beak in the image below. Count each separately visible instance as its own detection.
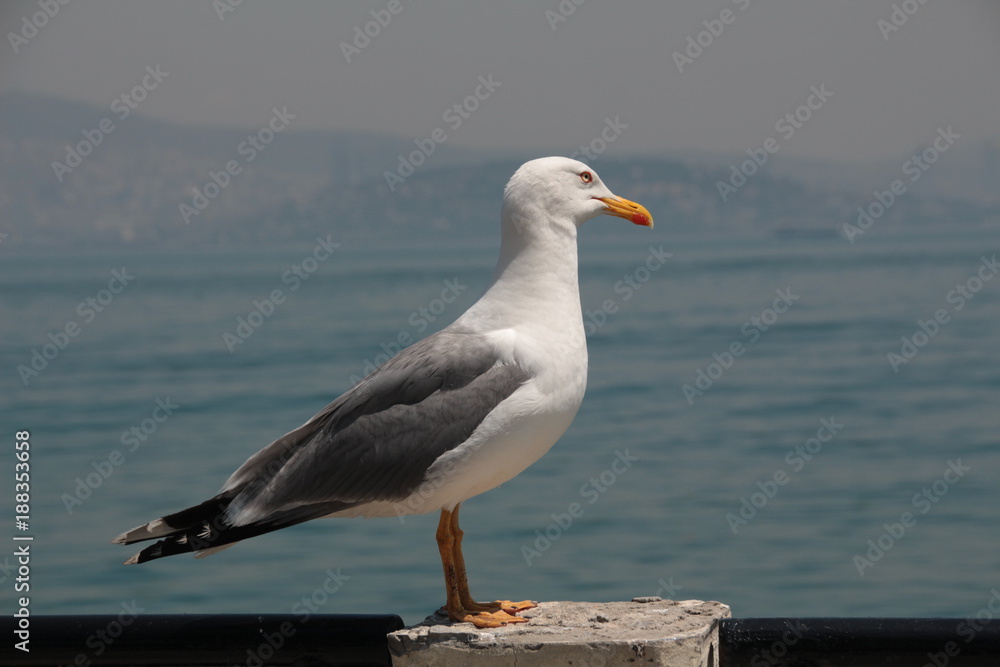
[595,196,654,228]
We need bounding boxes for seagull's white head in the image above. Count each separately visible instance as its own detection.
[501,157,653,240]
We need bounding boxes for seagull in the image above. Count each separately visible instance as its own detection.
[114,156,653,628]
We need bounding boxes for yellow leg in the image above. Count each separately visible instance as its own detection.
[436,504,537,627]
[450,506,536,615]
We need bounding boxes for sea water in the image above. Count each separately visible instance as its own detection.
[1,227,998,625]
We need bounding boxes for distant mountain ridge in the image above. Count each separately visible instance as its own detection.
[1,92,997,251]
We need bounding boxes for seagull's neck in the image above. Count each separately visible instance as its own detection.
[458,215,584,335]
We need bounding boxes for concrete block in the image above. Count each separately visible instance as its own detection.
[388,597,731,666]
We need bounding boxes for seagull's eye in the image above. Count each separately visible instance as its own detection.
[579,171,593,184]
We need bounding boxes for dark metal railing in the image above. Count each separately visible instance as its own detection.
[719,617,1000,667]
[2,614,403,667]
[7,614,1000,666]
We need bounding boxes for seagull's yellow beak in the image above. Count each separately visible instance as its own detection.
[595,196,654,228]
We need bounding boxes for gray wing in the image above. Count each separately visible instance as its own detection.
[113,328,531,563]
[221,328,530,525]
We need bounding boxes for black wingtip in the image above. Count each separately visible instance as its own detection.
[125,534,205,564]
[119,499,356,565]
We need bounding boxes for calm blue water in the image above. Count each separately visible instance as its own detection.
[2,227,998,625]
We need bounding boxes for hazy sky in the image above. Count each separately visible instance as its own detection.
[2,0,998,162]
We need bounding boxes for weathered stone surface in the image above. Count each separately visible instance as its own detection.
[388,598,730,666]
